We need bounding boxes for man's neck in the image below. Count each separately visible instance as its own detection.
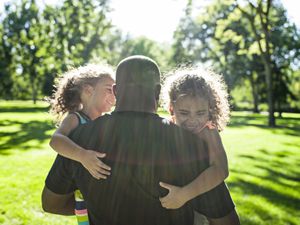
[114,91,158,114]
[115,104,156,114]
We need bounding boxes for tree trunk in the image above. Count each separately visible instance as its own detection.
[277,101,283,118]
[31,81,37,104]
[264,62,275,126]
[249,73,259,113]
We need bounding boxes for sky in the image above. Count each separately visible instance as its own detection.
[0,0,299,43]
[110,0,300,43]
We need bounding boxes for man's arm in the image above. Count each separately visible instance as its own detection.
[208,209,240,225]
[42,153,77,215]
[42,186,75,215]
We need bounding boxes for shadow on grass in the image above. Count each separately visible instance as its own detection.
[236,197,297,225]
[0,120,53,154]
[0,106,48,113]
[238,148,300,179]
[231,148,300,222]
[230,178,300,209]
[229,114,300,136]
[230,177,300,225]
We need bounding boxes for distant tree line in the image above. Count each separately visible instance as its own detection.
[0,0,299,126]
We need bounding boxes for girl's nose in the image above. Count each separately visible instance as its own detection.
[185,117,198,125]
[185,118,198,126]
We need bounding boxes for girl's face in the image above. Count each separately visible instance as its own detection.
[91,77,116,114]
[171,94,209,133]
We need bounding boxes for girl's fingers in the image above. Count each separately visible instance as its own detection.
[88,167,105,179]
[100,169,111,176]
[161,203,169,209]
[93,170,106,179]
[159,182,174,191]
[91,171,100,179]
[96,152,106,158]
[96,167,110,176]
[98,162,111,171]
[98,174,107,179]
[159,197,166,203]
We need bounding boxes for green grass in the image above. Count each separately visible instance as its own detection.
[0,101,74,225]
[0,100,299,225]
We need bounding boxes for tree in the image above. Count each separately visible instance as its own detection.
[0,0,113,101]
[235,0,276,126]
[41,0,112,96]
[0,20,14,99]
[172,0,300,125]
[103,31,172,73]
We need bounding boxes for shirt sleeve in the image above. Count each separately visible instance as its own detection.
[45,154,77,194]
[191,182,235,218]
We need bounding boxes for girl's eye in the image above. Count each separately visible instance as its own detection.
[179,112,188,116]
[197,110,208,116]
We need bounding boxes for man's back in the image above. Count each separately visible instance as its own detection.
[72,111,207,225]
[46,111,234,225]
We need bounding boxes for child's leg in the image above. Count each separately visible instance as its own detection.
[194,211,209,225]
[75,190,89,225]
[208,209,240,225]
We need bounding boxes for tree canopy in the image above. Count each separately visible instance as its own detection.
[0,0,299,126]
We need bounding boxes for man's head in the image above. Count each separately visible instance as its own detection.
[113,55,161,112]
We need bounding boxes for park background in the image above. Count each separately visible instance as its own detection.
[0,0,299,224]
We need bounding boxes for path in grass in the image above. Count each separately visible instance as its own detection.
[0,101,299,225]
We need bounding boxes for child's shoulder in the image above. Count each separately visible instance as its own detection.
[60,112,80,128]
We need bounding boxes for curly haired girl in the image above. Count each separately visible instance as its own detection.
[49,64,115,178]
[159,67,230,224]
[48,64,115,225]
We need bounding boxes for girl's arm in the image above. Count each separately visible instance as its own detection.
[181,128,228,199]
[49,114,111,179]
[160,128,229,209]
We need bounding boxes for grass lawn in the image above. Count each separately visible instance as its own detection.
[0,100,299,225]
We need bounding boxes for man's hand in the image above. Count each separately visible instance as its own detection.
[80,150,111,179]
[159,182,189,209]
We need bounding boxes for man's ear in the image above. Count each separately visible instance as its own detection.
[112,84,117,97]
[155,84,161,101]
[169,105,174,115]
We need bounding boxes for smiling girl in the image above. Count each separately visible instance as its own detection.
[160,67,231,225]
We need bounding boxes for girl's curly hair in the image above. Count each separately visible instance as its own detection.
[162,67,230,131]
[47,64,115,123]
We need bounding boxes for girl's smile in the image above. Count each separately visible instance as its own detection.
[172,95,209,133]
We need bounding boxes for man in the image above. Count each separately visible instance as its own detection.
[42,55,240,225]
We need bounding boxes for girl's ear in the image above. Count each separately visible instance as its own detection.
[83,84,94,96]
[169,105,174,115]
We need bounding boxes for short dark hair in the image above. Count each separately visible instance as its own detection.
[116,55,160,88]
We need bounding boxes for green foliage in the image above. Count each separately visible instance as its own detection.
[102,33,172,73]
[171,0,300,117]
[0,0,112,100]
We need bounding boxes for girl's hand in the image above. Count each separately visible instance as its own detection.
[159,182,188,209]
[80,150,111,180]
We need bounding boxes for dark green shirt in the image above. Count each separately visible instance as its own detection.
[46,111,234,225]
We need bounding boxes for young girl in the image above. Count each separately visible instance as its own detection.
[48,64,115,225]
[159,67,230,225]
